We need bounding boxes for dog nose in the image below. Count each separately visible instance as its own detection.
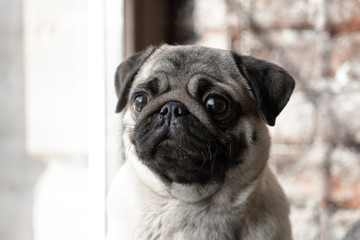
[160,102,189,118]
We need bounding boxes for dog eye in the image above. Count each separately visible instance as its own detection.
[205,96,228,115]
[134,94,149,113]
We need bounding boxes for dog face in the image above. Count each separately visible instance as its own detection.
[115,45,294,188]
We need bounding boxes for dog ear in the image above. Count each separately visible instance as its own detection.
[115,46,158,113]
[231,52,295,126]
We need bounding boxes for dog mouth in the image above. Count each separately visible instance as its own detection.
[149,137,230,184]
[132,111,240,184]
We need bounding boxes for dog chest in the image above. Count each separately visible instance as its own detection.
[131,198,240,240]
[107,167,241,240]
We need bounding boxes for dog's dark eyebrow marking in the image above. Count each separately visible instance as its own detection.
[147,78,160,94]
[197,78,215,97]
[138,78,160,94]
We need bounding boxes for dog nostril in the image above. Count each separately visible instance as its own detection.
[160,102,188,117]
[160,106,169,115]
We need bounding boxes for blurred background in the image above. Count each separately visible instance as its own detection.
[1,0,360,239]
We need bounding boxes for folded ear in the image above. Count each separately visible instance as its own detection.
[115,46,158,113]
[231,52,295,126]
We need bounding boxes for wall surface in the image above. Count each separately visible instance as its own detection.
[23,0,91,239]
[24,0,88,157]
[0,0,44,239]
[1,0,90,239]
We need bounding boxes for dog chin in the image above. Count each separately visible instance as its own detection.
[130,152,223,203]
[139,138,228,185]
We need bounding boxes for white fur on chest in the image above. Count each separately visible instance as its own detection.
[106,159,255,240]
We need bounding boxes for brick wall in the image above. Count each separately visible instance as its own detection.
[194,0,360,239]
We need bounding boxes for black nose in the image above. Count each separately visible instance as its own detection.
[160,102,189,118]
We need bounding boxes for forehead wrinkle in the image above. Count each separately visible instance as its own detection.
[136,46,251,102]
[187,73,218,97]
[132,68,171,94]
[154,50,223,75]
[162,62,225,92]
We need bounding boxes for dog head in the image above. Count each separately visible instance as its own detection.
[115,45,294,199]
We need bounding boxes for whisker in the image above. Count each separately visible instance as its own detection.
[199,145,208,170]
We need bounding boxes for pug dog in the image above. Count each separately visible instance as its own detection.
[107,44,295,240]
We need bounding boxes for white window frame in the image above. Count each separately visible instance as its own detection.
[88,0,124,238]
